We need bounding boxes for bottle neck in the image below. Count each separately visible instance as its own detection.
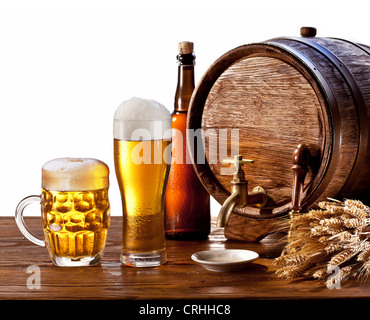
[175,54,195,112]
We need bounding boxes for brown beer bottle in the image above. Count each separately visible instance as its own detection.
[165,41,210,240]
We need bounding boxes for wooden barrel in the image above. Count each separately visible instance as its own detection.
[187,27,370,241]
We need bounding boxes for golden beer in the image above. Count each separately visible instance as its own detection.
[113,97,172,267]
[15,157,110,266]
[41,188,110,261]
[114,139,170,265]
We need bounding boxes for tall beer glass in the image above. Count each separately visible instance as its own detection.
[114,97,171,267]
[15,158,110,267]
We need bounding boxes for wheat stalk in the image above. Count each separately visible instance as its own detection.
[275,199,370,286]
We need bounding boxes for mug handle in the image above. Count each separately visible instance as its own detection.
[15,195,45,247]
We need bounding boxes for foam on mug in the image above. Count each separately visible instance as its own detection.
[42,158,109,191]
[113,97,171,141]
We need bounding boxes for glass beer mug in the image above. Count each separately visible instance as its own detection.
[15,158,110,267]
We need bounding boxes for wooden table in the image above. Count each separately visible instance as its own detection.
[1,216,370,303]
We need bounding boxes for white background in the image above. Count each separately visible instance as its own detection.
[2,0,368,217]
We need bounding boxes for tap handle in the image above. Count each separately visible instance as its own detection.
[223,155,253,182]
[291,144,310,211]
[223,155,254,169]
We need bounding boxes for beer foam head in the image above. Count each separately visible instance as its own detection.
[42,158,109,191]
[113,97,171,141]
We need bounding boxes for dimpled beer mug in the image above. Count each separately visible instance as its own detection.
[15,158,110,267]
[114,97,171,267]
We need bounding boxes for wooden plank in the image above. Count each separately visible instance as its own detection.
[0,216,370,300]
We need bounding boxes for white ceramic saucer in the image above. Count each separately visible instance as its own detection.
[191,249,259,272]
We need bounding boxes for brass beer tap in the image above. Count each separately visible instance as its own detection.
[216,155,268,227]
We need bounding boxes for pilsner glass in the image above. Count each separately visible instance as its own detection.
[114,98,171,267]
[15,158,110,267]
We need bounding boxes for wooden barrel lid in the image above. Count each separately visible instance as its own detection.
[188,43,332,218]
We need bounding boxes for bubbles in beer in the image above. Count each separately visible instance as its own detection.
[42,189,110,258]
